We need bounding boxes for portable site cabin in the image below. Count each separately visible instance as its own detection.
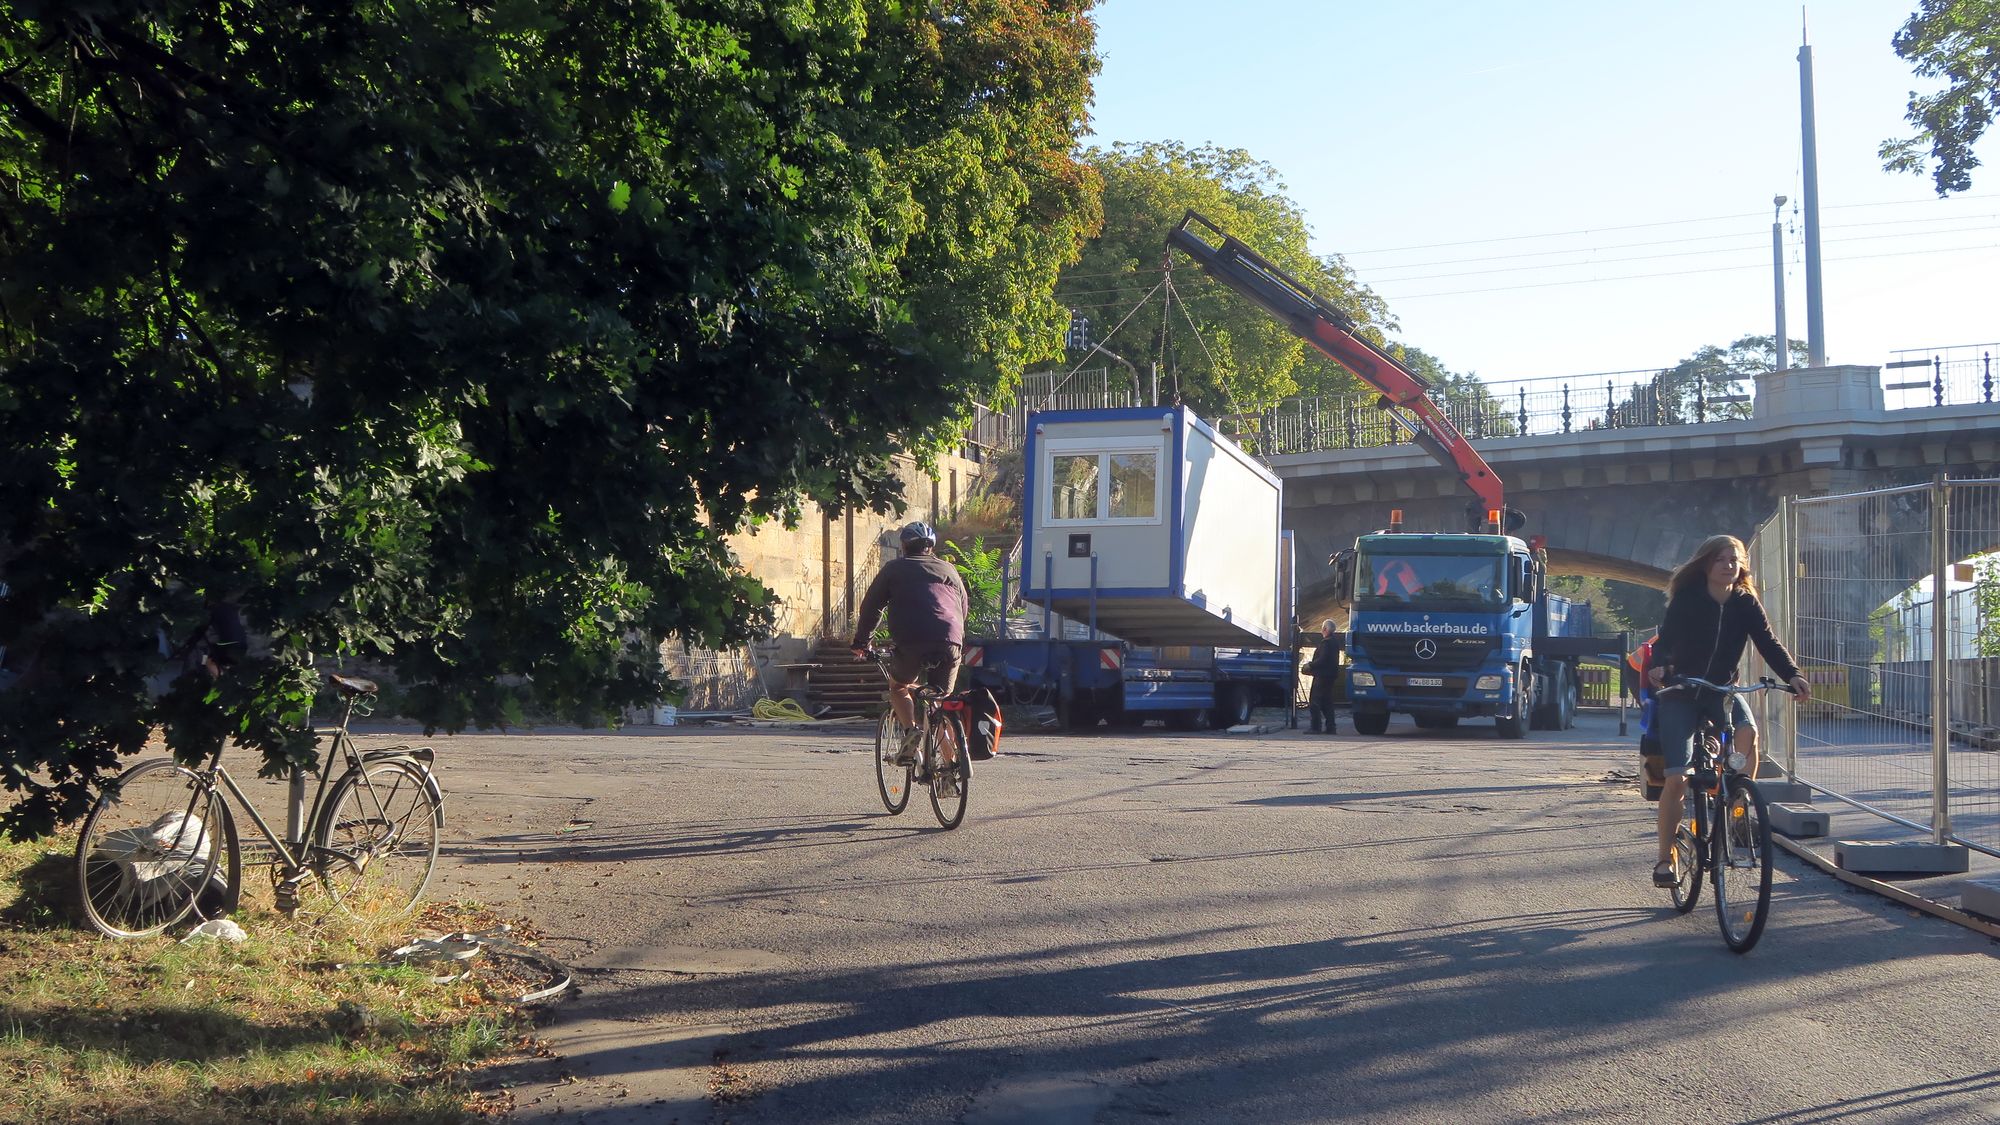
[1017,406,1285,648]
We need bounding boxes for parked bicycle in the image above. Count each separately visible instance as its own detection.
[867,648,971,829]
[74,673,444,938]
[1656,675,1796,953]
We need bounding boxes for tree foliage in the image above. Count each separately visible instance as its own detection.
[1055,141,1390,416]
[0,0,1102,837]
[1881,0,2000,195]
[1606,335,1806,428]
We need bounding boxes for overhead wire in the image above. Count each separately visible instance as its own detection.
[1340,192,2000,256]
[1374,240,2000,300]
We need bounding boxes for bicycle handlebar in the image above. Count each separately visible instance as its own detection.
[1659,675,1799,697]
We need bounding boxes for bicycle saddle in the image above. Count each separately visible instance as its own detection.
[330,673,379,697]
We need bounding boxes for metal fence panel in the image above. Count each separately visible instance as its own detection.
[1786,484,1940,834]
[1756,478,2000,857]
[1945,481,2000,854]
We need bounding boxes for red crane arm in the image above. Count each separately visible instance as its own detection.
[1167,210,1507,520]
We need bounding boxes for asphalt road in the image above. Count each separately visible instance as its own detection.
[413,711,2000,1124]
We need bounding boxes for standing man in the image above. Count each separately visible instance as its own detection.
[850,522,969,764]
[1305,618,1341,734]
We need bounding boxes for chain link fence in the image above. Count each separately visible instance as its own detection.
[1752,478,2000,858]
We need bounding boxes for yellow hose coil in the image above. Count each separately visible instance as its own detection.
[751,697,816,721]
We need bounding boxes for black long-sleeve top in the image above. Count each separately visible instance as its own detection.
[1655,586,1800,686]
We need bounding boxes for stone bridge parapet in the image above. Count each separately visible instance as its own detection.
[1273,366,2000,622]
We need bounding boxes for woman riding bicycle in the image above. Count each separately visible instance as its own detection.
[1646,535,1811,888]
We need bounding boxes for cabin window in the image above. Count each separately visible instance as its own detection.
[1040,437,1166,526]
[1050,454,1100,520]
[1108,453,1158,518]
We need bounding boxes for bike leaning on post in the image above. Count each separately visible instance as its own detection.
[73,672,444,938]
[1656,675,1797,953]
[866,648,971,829]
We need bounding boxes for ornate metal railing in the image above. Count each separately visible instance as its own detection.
[966,344,1997,459]
[1883,344,1999,409]
[1217,368,1754,457]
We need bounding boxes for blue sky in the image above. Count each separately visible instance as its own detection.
[1084,1,1997,392]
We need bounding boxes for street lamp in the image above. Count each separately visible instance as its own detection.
[1772,195,1789,372]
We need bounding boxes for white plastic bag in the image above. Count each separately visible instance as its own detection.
[181,918,247,944]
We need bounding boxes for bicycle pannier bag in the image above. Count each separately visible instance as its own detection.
[963,686,1002,760]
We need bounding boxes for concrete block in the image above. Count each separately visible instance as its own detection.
[1960,878,2000,921]
[1833,839,1971,876]
[1753,780,1812,804]
[1767,802,1827,838]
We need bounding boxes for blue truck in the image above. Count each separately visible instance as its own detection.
[958,405,1298,732]
[1167,211,1625,737]
[1335,524,1597,738]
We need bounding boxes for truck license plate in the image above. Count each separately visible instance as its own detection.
[1407,677,1444,687]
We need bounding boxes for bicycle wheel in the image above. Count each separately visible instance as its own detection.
[1713,776,1774,953]
[875,709,913,814]
[313,759,442,918]
[928,712,971,830]
[1668,824,1702,914]
[75,759,232,938]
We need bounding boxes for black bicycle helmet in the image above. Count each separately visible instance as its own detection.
[899,521,937,547]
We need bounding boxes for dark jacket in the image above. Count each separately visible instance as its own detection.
[850,553,968,649]
[1304,636,1340,681]
[1655,585,1800,686]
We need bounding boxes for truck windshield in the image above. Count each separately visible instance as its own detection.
[1355,550,1506,611]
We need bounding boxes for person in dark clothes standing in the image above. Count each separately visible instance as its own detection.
[1305,618,1340,734]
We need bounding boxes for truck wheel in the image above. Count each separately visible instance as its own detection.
[1353,709,1391,736]
[1497,664,1533,739]
[1557,665,1579,730]
[1060,693,1100,731]
[1212,686,1252,729]
[1530,665,1558,730]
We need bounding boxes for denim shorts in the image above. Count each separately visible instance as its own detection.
[1653,691,1755,771]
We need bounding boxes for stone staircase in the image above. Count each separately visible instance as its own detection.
[804,638,887,719]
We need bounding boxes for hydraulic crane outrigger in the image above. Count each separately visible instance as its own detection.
[1166,210,1520,534]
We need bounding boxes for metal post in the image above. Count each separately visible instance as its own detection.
[1799,41,1827,367]
[1043,550,1054,639]
[1930,475,1952,844]
[998,539,1011,637]
[821,512,832,637]
[1773,195,1789,370]
[844,510,855,637]
[1783,494,1800,779]
[1088,552,1099,641]
[286,767,308,848]
[1618,630,1629,737]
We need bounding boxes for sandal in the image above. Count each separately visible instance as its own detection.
[1652,861,1676,888]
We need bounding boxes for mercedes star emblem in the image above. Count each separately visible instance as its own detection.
[1414,638,1438,660]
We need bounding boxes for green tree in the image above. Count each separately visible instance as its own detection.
[1880,0,2000,195]
[940,537,1007,635]
[1606,335,1807,427]
[1056,141,1390,416]
[0,1,1102,837]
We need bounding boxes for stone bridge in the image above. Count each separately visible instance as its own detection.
[1272,366,2000,627]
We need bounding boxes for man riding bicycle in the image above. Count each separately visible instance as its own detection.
[849,522,969,766]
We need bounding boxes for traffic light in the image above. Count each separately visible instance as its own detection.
[1066,312,1091,351]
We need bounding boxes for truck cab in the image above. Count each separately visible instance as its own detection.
[1342,531,1586,738]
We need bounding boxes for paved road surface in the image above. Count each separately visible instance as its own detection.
[412,712,1999,1124]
